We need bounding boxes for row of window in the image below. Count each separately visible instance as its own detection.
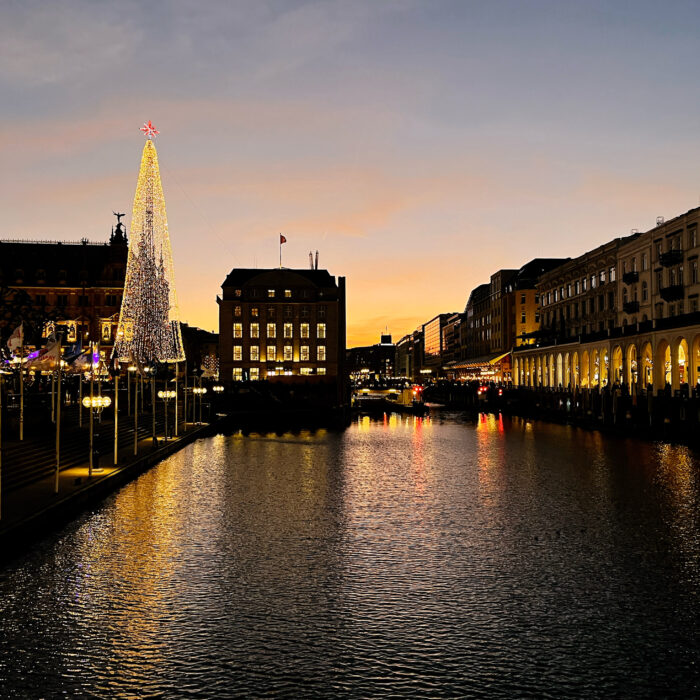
[232,367,327,380]
[233,322,326,339]
[232,288,320,300]
[233,305,326,319]
[542,268,617,306]
[30,294,120,307]
[11,268,125,282]
[655,228,697,257]
[234,345,327,362]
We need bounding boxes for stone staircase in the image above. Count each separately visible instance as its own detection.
[1,402,186,493]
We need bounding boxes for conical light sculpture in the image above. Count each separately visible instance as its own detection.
[114,122,185,364]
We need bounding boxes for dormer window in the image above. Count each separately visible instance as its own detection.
[35,269,46,283]
[15,268,24,282]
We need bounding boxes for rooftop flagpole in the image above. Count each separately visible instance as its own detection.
[279,233,286,268]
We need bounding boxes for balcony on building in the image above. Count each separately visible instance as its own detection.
[622,270,639,285]
[622,300,640,313]
[660,284,684,302]
[659,250,683,267]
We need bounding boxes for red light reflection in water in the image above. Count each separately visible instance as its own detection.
[412,415,428,496]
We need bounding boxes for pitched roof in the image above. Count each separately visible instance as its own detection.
[222,268,337,289]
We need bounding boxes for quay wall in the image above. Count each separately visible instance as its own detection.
[437,383,700,444]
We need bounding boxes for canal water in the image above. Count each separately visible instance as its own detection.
[1,413,699,698]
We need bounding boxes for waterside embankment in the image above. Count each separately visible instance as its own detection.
[0,420,221,563]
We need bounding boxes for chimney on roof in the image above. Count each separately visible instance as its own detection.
[315,250,319,270]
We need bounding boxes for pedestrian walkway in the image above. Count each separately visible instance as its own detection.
[0,412,217,559]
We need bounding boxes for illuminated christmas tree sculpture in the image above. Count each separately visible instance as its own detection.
[114,121,185,364]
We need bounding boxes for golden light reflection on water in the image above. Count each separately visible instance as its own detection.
[476,413,507,508]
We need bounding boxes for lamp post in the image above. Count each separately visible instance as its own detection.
[183,369,188,431]
[82,394,111,477]
[54,359,66,494]
[0,368,13,520]
[193,386,207,425]
[212,385,223,417]
[143,366,157,448]
[157,389,176,441]
[127,364,137,416]
[111,360,121,466]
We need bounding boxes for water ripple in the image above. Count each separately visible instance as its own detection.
[0,415,699,697]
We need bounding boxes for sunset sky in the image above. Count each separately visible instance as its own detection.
[3,0,700,346]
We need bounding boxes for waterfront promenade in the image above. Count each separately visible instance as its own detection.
[0,405,217,561]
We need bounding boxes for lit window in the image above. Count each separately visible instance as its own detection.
[233,323,242,338]
[250,367,260,381]
[300,323,309,338]
[101,323,111,341]
[268,289,275,298]
[251,307,259,317]
[235,289,242,297]
[233,345,242,361]
[284,323,293,338]
[250,346,259,361]
[267,345,276,361]
[300,367,313,375]
[317,346,326,361]
[267,323,276,338]
[284,289,292,298]
[317,367,326,375]
[234,305,241,317]
[317,323,326,339]
[284,345,292,361]
[300,345,310,361]
[250,323,259,338]
[233,368,243,381]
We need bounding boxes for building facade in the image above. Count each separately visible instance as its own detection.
[346,334,395,379]
[537,238,628,341]
[218,268,346,385]
[0,226,128,353]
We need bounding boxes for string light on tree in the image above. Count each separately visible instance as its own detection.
[114,122,185,364]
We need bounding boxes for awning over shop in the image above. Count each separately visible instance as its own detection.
[448,352,511,370]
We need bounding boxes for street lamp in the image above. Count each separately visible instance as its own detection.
[192,387,207,424]
[82,394,112,477]
[127,364,138,417]
[157,389,176,441]
[212,385,224,393]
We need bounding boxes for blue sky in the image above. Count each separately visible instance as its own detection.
[3,0,700,344]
